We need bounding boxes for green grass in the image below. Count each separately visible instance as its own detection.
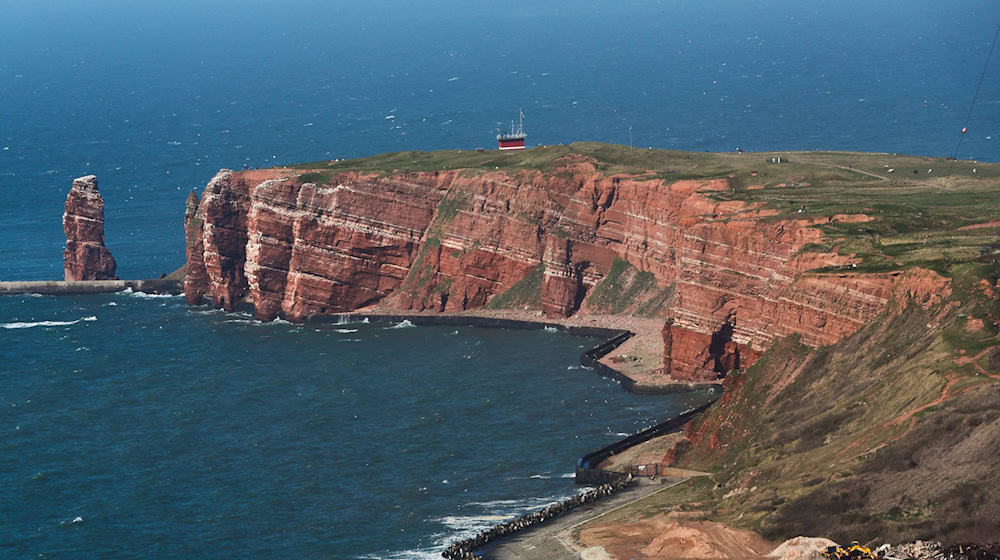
[635,283,675,318]
[287,145,582,175]
[403,237,441,290]
[484,263,543,310]
[586,258,634,311]
[432,191,470,230]
[586,258,669,315]
[297,170,338,185]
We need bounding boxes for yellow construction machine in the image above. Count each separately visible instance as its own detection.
[822,541,880,560]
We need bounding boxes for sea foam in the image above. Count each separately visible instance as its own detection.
[2,316,97,329]
[117,287,181,299]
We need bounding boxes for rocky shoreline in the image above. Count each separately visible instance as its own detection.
[441,475,635,560]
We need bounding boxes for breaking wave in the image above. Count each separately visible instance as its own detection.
[117,287,182,299]
[359,549,443,560]
[385,319,416,329]
[2,316,97,329]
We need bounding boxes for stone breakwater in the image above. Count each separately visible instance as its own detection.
[185,160,950,383]
[0,279,183,296]
[441,475,634,560]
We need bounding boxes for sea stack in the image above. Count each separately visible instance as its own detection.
[63,175,117,281]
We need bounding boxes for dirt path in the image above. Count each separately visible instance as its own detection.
[796,158,949,189]
[838,346,1000,461]
[954,345,1000,380]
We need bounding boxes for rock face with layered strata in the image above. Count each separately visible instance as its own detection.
[63,175,117,281]
[184,158,947,381]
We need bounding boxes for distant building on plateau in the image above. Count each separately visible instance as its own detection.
[497,110,526,150]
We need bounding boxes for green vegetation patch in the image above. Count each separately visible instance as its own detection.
[433,191,471,228]
[635,283,676,318]
[586,258,665,315]
[297,170,337,185]
[287,145,580,175]
[402,237,441,290]
[484,263,543,310]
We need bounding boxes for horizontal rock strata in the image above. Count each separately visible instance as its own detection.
[63,175,116,281]
[184,159,947,380]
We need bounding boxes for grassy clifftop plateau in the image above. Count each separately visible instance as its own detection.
[292,142,1000,277]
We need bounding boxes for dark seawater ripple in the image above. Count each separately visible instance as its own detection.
[0,293,703,558]
[1,1,998,281]
[3,2,998,557]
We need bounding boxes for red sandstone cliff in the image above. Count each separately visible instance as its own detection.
[64,175,117,281]
[184,158,947,382]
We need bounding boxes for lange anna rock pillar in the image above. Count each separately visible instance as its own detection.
[63,175,117,281]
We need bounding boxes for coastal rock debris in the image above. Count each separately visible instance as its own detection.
[441,474,633,559]
[941,543,1000,560]
[820,541,1000,560]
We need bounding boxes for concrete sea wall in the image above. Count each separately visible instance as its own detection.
[0,278,184,296]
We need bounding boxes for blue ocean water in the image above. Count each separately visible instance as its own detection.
[1,0,998,280]
[0,292,702,558]
[1,1,999,557]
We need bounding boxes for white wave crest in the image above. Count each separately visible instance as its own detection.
[435,514,512,532]
[464,496,561,509]
[2,316,97,329]
[189,308,224,315]
[359,549,442,560]
[385,319,415,329]
[117,287,181,299]
[330,315,371,326]
[543,326,559,333]
[334,328,359,333]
